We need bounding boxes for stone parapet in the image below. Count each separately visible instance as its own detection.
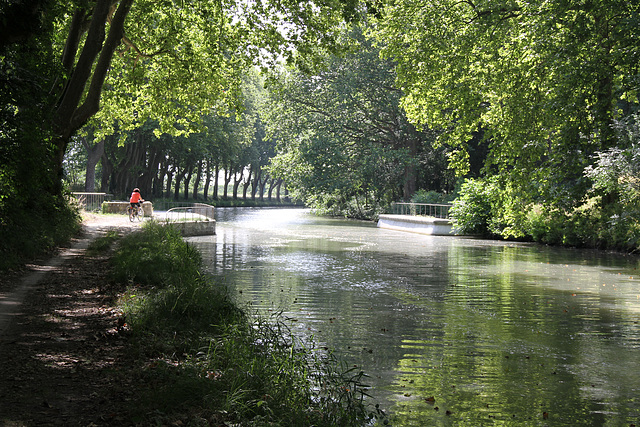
[165,220,216,237]
[102,201,154,217]
[377,214,455,236]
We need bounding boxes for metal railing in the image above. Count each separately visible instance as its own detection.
[72,192,113,211]
[164,203,215,222]
[389,202,452,219]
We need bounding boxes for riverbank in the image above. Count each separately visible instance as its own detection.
[0,214,379,426]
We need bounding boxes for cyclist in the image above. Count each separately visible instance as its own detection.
[129,188,144,212]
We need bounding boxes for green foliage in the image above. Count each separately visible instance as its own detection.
[584,114,640,205]
[195,318,376,425]
[111,221,203,287]
[449,178,498,236]
[373,0,640,211]
[410,189,453,204]
[0,194,81,270]
[83,0,362,140]
[264,26,451,218]
[305,190,380,219]
[519,114,640,251]
[0,14,82,269]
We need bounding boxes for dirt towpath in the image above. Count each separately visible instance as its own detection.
[0,214,143,426]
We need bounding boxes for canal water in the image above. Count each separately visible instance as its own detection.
[187,207,640,426]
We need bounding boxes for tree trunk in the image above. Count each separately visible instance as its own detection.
[100,151,113,193]
[223,166,232,199]
[52,0,134,192]
[165,164,174,199]
[140,145,162,198]
[174,167,187,200]
[183,164,195,200]
[267,177,275,201]
[258,172,269,201]
[193,160,203,200]
[82,136,104,192]
[275,178,283,202]
[243,165,253,200]
[251,166,261,200]
[232,169,243,199]
[213,162,220,200]
[203,159,212,200]
[110,128,148,197]
[154,158,169,199]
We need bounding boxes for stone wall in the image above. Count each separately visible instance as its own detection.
[377,214,455,236]
[166,220,216,237]
[102,201,154,217]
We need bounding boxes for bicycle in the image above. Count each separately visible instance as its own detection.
[128,204,144,222]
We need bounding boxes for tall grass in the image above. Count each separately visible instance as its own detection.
[112,221,383,425]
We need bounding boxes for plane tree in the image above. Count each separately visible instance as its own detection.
[3,0,362,193]
[264,28,452,217]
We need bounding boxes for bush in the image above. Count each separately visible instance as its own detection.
[0,192,81,270]
[524,197,640,251]
[449,178,497,236]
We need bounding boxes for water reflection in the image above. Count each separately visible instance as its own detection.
[189,208,640,426]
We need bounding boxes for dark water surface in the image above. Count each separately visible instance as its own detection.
[188,208,640,426]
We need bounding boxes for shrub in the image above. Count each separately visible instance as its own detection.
[449,178,497,236]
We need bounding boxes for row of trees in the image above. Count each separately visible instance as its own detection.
[1,0,361,267]
[65,73,287,203]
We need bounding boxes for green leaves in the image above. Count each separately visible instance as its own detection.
[373,0,640,194]
[262,26,451,216]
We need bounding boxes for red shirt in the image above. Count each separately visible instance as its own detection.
[130,192,142,203]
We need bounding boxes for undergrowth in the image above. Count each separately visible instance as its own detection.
[111,221,384,426]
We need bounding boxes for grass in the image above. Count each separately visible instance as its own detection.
[86,230,121,255]
[109,221,384,426]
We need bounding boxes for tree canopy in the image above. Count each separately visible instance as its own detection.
[373,0,640,202]
[263,28,453,217]
[48,0,362,176]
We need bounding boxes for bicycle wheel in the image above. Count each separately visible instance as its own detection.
[128,206,134,222]
[137,206,144,221]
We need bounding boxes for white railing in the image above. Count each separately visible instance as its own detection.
[164,203,215,222]
[390,202,452,219]
[72,192,113,211]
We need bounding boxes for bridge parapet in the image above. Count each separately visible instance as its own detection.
[163,203,216,236]
[389,202,452,219]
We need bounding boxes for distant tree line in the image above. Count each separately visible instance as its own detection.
[65,74,287,203]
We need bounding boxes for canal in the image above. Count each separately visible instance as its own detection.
[187,207,640,426]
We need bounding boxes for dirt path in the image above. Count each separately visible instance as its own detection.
[0,214,143,426]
